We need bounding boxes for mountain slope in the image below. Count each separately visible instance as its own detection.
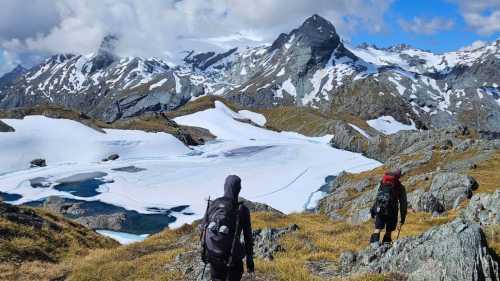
[0,202,117,281]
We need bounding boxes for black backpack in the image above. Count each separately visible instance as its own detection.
[373,181,398,216]
[201,197,241,265]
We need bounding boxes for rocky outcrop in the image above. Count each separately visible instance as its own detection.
[102,154,120,162]
[430,173,479,210]
[0,120,14,132]
[463,191,500,225]
[339,219,499,281]
[30,158,47,168]
[253,224,299,260]
[407,189,444,214]
[317,172,379,222]
[239,197,284,216]
[30,196,179,234]
[331,126,471,162]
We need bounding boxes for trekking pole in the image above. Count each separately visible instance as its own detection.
[199,196,211,281]
[396,224,403,240]
[199,263,207,280]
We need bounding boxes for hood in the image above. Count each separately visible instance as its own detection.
[224,175,241,200]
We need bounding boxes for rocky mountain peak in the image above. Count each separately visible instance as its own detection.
[89,34,119,74]
[293,14,341,48]
[299,14,337,35]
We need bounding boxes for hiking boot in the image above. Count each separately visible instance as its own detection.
[382,234,392,244]
[370,233,380,249]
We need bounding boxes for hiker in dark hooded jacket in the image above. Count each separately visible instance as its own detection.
[201,175,254,281]
[369,168,407,247]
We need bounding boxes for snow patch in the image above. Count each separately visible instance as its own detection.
[367,116,417,135]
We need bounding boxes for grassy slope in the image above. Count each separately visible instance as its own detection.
[66,211,456,281]
[0,204,117,281]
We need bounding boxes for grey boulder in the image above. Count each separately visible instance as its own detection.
[408,189,444,214]
[430,173,479,210]
[463,190,500,225]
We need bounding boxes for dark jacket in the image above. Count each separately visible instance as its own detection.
[203,175,254,262]
[380,173,408,223]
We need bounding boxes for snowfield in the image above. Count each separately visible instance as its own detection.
[0,102,380,233]
[367,116,417,135]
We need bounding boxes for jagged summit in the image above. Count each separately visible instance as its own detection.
[89,34,119,74]
[298,14,338,36]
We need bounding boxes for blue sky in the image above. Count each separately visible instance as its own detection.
[0,0,499,75]
[350,0,500,53]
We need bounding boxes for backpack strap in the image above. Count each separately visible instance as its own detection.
[226,202,243,267]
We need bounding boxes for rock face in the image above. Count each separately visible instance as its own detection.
[339,219,499,281]
[463,191,500,225]
[430,173,479,210]
[331,125,471,162]
[407,189,444,214]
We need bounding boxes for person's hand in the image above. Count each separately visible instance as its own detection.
[246,258,255,273]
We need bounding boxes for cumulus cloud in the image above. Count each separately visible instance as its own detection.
[398,16,455,35]
[451,0,500,35]
[0,0,393,71]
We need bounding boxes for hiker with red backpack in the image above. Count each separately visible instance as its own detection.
[200,175,255,281]
[369,168,408,248]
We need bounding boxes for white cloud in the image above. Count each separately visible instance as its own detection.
[398,16,455,35]
[451,0,500,35]
[458,40,487,51]
[0,0,393,69]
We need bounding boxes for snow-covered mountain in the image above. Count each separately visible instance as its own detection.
[1,15,499,132]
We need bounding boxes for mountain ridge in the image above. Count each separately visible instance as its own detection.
[0,14,499,133]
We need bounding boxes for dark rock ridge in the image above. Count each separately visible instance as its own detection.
[26,196,178,234]
[0,120,14,132]
[337,219,499,281]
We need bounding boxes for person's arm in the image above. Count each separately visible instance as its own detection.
[241,205,254,272]
[399,184,407,224]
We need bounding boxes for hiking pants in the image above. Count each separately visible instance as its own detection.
[374,209,398,232]
[210,260,244,281]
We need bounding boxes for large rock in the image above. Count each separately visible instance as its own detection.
[30,158,47,168]
[407,189,444,214]
[252,224,299,260]
[339,219,499,281]
[463,190,500,225]
[430,173,479,210]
